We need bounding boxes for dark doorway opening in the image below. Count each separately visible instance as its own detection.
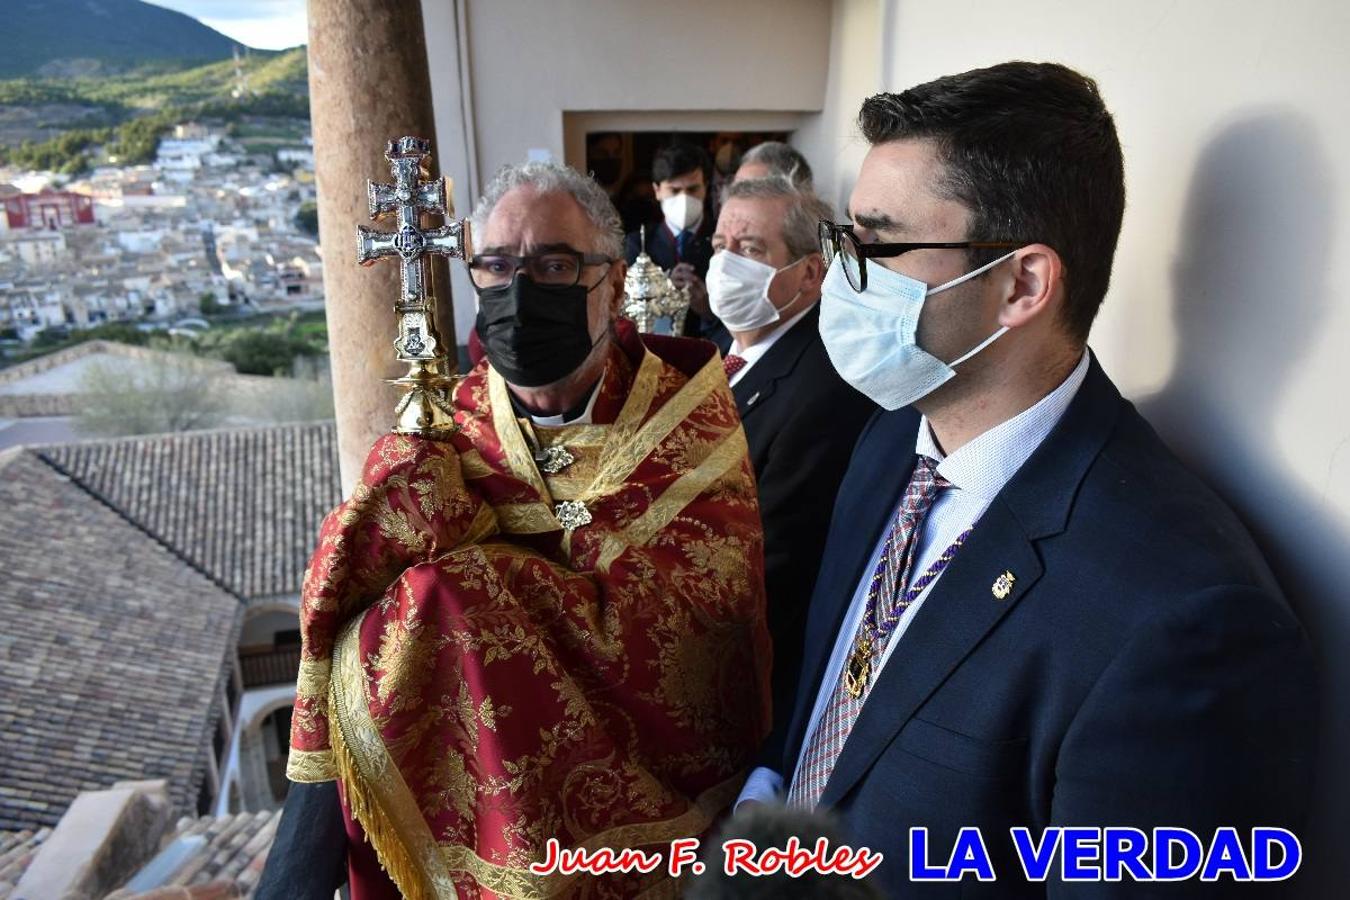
[586,130,791,234]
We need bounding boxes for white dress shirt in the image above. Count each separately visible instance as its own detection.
[726,304,816,388]
[737,350,1091,806]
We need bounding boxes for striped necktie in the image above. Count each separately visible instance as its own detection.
[787,456,954,809]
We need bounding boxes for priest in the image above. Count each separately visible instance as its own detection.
[262,161,772,900]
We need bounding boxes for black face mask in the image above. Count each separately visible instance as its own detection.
[475,274,599,388]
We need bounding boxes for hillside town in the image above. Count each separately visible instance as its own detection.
[0,122,321,343]
[0,120,334,897]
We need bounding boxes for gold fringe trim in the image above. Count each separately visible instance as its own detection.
[330,613,450,898]
[331,711,435,900]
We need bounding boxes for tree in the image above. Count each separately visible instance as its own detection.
[200,292,222,315]
[193,314,326,376]
[294,201,318,237]
[74,356,229,437]
[250,369,335,423]
[213,330,312,376]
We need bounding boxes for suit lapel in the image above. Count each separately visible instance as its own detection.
[815,355,1124,806]
[731,307,820,419]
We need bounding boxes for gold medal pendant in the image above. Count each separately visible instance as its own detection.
[845,636,873,698]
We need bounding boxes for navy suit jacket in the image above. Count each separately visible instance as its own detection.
[776,355,1319,897]
[731,305,876,749]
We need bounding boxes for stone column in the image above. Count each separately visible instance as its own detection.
[308,0,456,493]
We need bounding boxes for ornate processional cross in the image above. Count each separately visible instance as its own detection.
[356,136,471,437]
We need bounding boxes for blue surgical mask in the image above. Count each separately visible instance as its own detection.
[818,250,1018,410]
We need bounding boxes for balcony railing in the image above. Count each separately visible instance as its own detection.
[239,645,302,689]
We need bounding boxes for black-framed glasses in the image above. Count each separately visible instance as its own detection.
[818,220,1024,293]
[467,250,614,291]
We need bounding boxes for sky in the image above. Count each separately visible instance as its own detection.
[140,0,308,51]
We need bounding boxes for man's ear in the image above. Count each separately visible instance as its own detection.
[800,252,826,293]
[997,243,1063,328]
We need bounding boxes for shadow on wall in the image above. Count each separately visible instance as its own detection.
[1138,109,1348,896]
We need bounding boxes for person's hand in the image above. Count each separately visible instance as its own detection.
[671,263,711,318]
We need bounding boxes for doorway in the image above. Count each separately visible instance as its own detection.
[585,129,791,233]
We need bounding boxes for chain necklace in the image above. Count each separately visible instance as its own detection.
[843,527,973,698]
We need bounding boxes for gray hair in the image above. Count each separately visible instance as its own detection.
[739,141,814,187]
[469,160,624,258]
[721,176,835,261]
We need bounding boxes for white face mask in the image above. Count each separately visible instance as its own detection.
[661,193,703,233]
[818,250,1018,410]
[706,251,804,332]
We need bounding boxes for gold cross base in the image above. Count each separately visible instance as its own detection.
[389,360,460,438]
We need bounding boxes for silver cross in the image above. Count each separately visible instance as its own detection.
[356,136,469,362]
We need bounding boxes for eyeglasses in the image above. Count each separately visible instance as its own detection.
[467,249,614,291]
[818,220,1024,293]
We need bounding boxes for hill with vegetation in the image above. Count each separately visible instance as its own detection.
[0,48,308,174]
[0,0,266,79]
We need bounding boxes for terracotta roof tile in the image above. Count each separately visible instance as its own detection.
[0,451,241,832]
[37,422,340,601]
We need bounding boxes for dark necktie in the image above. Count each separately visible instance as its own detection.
[675,229,692,262]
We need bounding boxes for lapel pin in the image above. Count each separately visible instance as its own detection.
[747,392,760,406]
[991,570,1016,600]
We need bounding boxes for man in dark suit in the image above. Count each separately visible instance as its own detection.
[708,176,876,737]
[737,62,1320,897]
[625,141,723,339]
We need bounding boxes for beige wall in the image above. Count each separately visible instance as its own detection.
[422,0,832,342]
[792,0,881,219]
[804,0,1346,889]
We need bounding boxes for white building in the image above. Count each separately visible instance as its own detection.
[3,230,67,267]
[155,135,223,173]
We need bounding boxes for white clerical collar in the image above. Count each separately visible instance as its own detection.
[915,349,1091,503]
[529,378,602,426]
[729,301,816,365]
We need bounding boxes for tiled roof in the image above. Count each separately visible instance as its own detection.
[0,828,49,897]
[0,450,241,832]
[0,809,280,900]
[38,422,340,601]
[106,809,280,900]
